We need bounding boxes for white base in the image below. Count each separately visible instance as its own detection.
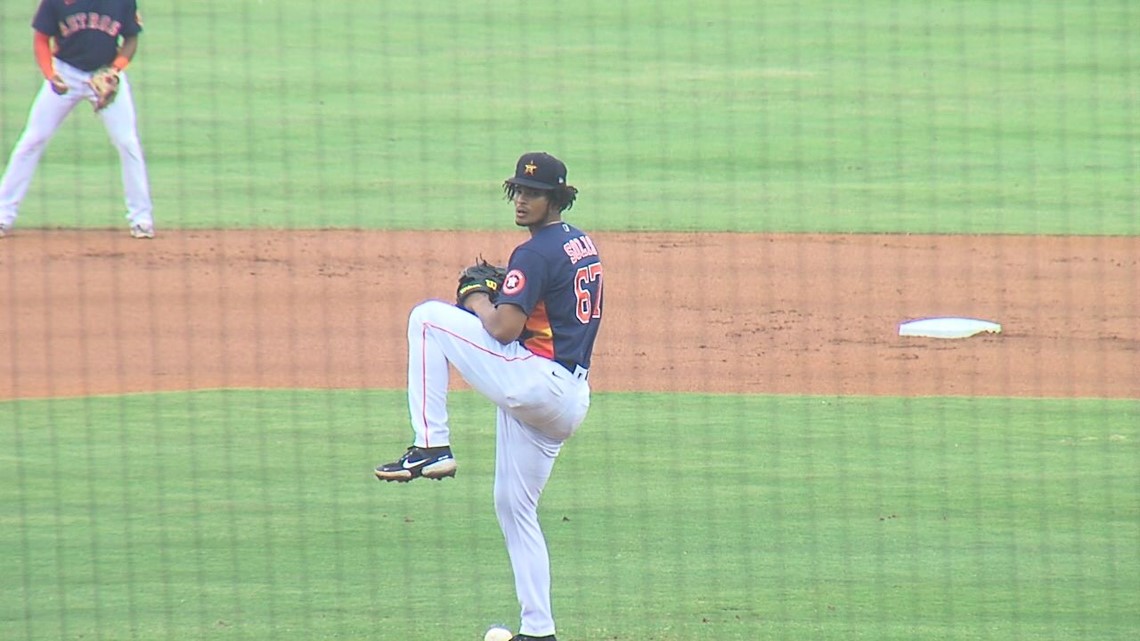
[898,317,1002,339]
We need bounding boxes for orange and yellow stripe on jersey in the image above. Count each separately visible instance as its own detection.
[521,301,554,358]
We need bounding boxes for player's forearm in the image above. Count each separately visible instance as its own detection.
[33,31,55,79]
[113,36,139,71]
[467,296,522,344]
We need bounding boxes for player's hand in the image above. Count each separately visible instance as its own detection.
[456,257,507,307]
[49,75,69,95]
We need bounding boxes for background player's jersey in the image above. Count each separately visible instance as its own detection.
[496,222,603,370]
[33,0,142,71]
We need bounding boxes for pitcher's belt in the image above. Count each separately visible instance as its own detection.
[557,359,589,381]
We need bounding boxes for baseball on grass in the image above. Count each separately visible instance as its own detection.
[484,626,513,641]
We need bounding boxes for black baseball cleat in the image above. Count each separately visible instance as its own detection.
[511,635,556,641]
[374,446,457,482]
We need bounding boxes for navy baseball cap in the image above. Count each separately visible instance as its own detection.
[505,152,567,190]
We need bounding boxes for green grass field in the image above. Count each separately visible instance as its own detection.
[2,1,1139,640]
[2,392,1138,640]
[0,0,1136,234]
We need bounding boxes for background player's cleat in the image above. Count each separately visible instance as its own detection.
[130,223,155,239]
[0,224,8,238]
[511,635,556,641]
[374,446,456,482]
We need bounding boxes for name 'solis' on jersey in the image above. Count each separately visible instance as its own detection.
[562,235,599,264]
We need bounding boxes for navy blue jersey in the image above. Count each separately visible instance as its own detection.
[496,222,603,369]
[33,0,142,71]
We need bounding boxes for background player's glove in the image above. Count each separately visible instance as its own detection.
[457,257,507,306]
[88,67,120,111]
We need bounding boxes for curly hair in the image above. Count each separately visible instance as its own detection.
[503,182,579,213]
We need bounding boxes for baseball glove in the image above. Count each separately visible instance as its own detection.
[457,257,507,306]
[88,66,120,111]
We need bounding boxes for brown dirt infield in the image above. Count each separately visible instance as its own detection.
[1,230,1137,400]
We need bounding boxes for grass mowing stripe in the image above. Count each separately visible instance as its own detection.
[2,390,1137,640]
[1,1,1136,234]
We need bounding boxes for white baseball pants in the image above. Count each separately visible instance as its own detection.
[406,299,590,637]
[0,59,153,229]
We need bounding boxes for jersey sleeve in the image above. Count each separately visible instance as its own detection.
[495,247,549,316]
[32,2,59,36]
[121,2,143,37]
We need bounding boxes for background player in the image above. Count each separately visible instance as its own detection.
[0,0,155,239]
[375,152,604,641]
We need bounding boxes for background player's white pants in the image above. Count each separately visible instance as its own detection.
[0,59,153,229]
[407,300,590,636]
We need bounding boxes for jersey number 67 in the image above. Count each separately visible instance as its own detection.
[574,264,604,324]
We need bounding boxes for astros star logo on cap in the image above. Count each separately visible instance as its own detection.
[524,162,538,175]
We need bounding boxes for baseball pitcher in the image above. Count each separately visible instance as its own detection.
[376,153,604,641]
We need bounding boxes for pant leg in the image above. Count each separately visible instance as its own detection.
[0,81,80,225]
[494,408,562,638]
[98,76,153,227]
[406,299,536,447]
